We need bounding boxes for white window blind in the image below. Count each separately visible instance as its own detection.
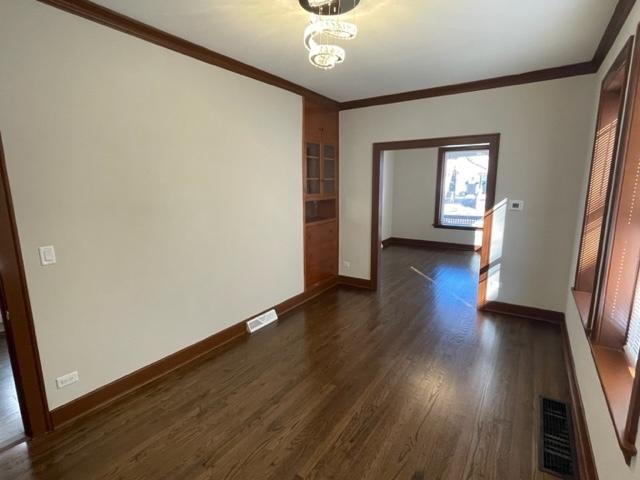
[576,119,618,292]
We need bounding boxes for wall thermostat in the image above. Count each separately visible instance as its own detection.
[509,200,524,211]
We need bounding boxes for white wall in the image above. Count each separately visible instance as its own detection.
[386,148,480,246]
[340,76,596,311]
[0,0,303,409]
[381,151,395,241]
[564,4,640,478]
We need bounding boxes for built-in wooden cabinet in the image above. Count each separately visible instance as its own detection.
[304,142,336,198]
[303,99,339,289]
[305,219,338,287]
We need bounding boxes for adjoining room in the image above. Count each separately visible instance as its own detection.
[377,140,497,313]
[0,322,24,450]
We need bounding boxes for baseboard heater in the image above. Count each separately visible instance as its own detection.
[539,397,577,479]
[246,309,278,334]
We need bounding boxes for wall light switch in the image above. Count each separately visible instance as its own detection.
[38,246,56,266]
[509,200,524,211]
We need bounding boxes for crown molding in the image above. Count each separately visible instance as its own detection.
[339,62,596,110]
[35,0,636,111]
[35,0,338,107]
[339,0,637,110]
[593,0,637,70]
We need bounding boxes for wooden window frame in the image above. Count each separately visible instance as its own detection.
[573,37,634,332]
[572,34,640,463]
[433,146,491,231]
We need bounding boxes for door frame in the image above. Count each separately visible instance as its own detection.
[0,132,51,437]
[370,133,501,307]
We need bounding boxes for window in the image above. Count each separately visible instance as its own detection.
[434,147,490,230]
[573,54,628,325]
[571,36,638,460]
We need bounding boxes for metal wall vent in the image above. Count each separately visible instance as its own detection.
[246,309,278,334]
[539,397,577,479]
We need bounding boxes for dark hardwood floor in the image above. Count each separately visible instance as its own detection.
[0,331,24,451]
[0,246,567,479]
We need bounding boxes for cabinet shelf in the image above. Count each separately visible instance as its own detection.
[305,217,336,226]
[305,199,336,224]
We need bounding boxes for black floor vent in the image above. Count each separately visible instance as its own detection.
[539,397,577,479]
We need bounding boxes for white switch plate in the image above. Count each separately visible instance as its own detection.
[56,371,79,389]
[509,200,524,211]
[38,246,56,266]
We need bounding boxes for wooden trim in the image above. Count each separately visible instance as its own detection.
[337,275,375,290]
[591,35,637,343]
[277,276,338,316]
[480,305,599,477]
[36,0,634,112]
[36,0,336,106]
[371,134,500,292]
[592,0,637,70]
[572,288,593,327]
[481,304,598,476]
[373,135,498,153]
[50,277,339,428]
[382,237,478,252]
[434,147,445,230]
[50,320,247,428]
[583,335,638,462]
[339,62,595,110]
[432,224,483,232]
[434,146,491,231]
[338,2,637,111]
[561,323,599,480]
[0,133,52,437]
[574,36,634,333]
[480,301,564,325]
[624,351,640,459]
[577,30,640,461]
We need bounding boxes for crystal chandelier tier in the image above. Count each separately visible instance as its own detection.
[298,1,360,70]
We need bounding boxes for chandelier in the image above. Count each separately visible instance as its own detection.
[298,1,360,70]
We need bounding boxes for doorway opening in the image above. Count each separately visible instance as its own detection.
[0,317,23,448]
[371,134,500,308]
[0,133,50,450]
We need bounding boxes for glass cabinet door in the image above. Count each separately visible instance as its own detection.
[322,144,336,195]
[306,142,321,195]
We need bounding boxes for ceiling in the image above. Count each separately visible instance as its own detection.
[91,0,618,102]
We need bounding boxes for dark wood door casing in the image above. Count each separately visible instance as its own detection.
[370,134,500,303]
[0,133,51,436]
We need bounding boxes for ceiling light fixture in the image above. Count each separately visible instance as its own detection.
[299,0,360,71]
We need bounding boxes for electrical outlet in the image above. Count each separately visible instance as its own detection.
[56,371,79,389]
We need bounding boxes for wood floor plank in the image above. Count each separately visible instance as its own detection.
[0,332,24,450]
[0,246,571,479]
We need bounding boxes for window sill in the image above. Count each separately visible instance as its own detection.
[432,223,482,231]
[573,290,638,461]
[591,344,638,462]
